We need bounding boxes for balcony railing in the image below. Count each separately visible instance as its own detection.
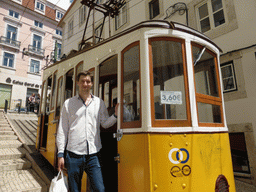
[0,36,21,49]
[28,45,45,56]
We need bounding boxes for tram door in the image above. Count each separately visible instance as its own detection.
[99,55,118,192]
[39,76,52,149]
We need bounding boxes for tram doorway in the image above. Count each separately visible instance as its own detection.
[99,55,118,192]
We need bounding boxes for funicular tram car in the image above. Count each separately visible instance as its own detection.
[36,20,236,192]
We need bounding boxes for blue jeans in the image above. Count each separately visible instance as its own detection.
[66,151,105,192]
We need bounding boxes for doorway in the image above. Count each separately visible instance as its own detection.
[99,55,118,192]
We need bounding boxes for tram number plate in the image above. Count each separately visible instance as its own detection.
[160,91,182,105]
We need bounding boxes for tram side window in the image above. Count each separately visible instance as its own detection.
[46,76,52,113]
[151,39,188,121]
[50,71,57,110]
[75,62,83,95]
[192,43,223,125]
[40,81,47,114]
[122,42,141,128]
[55,76,63,119]
[65,69,74,100]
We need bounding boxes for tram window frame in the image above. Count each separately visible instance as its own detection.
[55,76,63,120]
[121,41,142,129]
[149,37,191,127]
[50,70,57,111]
[191,42,224,127]
[74,61,84,95]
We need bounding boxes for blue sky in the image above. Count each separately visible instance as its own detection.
[48,0,72,10]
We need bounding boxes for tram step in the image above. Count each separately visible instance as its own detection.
[0,140,23,149]
[0,169,47,192]
[0,135,18,140]
[0,131,15,135]
[0,127,12,131]
[0,158,31,171]
[0,148,27,160]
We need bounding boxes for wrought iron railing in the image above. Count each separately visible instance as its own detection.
[28,45,45,56]
[0,36,21,48]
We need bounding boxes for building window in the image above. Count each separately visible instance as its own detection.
[115,4,127,30]
[68,19,73,38]
[149,0,160,19]
[3,52,15,68]
[55,42,62,59]
[56,11,64,20]
[32,34,42,51]
[229,133,250,174]
[9,10,19,19]
[197,0,225,33]
[6,25,18,42]
[56,29,62,36]
[30,59,40,73]
[34,20,43,28]
[221,62,237,92]
[35,1,45,13]
[79,5,86,25]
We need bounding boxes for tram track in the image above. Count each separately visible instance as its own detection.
[11,119,36,146]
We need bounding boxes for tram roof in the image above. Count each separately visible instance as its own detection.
[46,20,222,70]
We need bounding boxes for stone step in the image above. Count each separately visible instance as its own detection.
[0,169,47,192]
[0,140,23,149]
[0,135,18,140]
[0,131,15,135]
[0,158,31,171]
[0,127,12,131]
[0,148,26,160]
[0,123,9,127]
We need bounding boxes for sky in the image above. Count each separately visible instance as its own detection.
[48,0,72,10]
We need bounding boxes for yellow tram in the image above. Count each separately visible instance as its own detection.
[36,20,236,192]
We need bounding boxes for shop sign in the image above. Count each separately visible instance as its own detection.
[5,77,41,88]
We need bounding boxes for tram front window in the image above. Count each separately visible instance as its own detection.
[192,46,218,97]
[192,43,223,125]
[122,42,141,128]
[151,39,187,121]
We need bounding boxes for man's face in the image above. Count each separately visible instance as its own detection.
[77,75,93,93]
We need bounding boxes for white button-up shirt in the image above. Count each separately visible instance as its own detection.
[56,95,117,156]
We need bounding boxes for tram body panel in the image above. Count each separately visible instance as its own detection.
[41,112,56,166]
[118,134,151,192]
[148,133,235,192]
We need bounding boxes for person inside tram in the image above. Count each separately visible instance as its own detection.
[108,98,117,116]
[56,70,119,192]
[123,99,135,122]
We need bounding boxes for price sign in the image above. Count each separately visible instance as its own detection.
[160,91,182,105]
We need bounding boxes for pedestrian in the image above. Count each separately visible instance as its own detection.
[35,94,40,114]
[56,70,118,192]
[28,93,36,112]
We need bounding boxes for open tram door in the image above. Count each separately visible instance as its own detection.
[98,55,118,192]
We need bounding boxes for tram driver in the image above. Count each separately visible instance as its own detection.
[56,71,119,192]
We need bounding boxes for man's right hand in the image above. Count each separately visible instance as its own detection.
[58,157,65,171]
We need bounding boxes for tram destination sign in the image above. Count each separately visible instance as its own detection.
[160,91,182,105]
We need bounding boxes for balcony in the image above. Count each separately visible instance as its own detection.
[0,36,21,50]
[27,45,45,58]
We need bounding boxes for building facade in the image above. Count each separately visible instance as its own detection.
[0,0,66,110]
[59,0,256,186]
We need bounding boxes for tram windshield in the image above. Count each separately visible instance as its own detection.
[151,39,187,120]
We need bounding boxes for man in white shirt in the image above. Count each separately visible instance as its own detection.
[56,71,118,192]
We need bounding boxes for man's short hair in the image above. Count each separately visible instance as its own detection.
[76,71,94,82]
